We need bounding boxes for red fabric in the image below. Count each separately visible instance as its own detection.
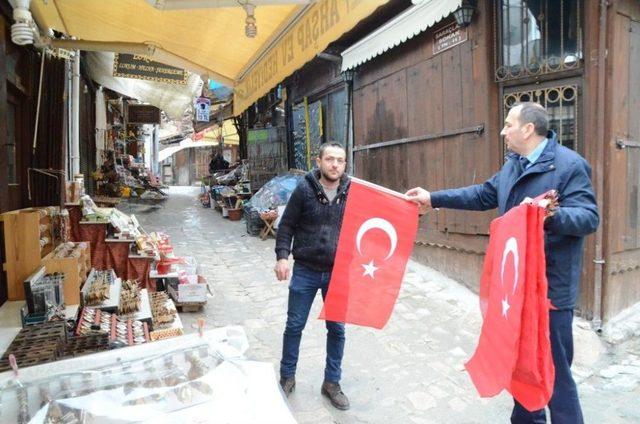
[67,205,82,242]
[319,179,418,329]
[106,242,130,279]
[79,223,108,270]
[127,257,153,291]
[465,204,554,411]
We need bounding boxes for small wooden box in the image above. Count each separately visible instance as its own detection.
[42,243,91,306]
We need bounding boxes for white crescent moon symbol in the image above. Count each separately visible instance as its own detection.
[356,218,398,260]
[500,237,519,294]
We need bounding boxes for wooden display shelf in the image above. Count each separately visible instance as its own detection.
[1,208,59,300]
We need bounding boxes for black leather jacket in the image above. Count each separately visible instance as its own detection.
[275,170,350,272]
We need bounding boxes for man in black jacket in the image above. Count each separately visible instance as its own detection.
[274,142,351,410]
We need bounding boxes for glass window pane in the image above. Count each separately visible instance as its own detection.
[499,0,582,80]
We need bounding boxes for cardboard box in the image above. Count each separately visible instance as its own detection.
[167,281,207,303]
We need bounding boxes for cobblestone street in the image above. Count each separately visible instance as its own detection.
[121,187,640,424]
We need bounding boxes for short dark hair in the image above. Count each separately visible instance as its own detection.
[318,142,346,158]
[512,102,548,136]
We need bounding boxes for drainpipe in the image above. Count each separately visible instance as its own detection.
[592,0,608,332]
[71,50,81,177]
[345,81,353,174]
[153,125,160,175]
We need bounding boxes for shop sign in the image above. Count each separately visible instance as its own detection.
[233,0,388,115]
[113,54,188,85]
[433,22,467,55]
[128,105,161,124]
[195,97,211,122]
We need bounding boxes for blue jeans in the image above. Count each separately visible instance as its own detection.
[280,263,345,383]
[511,309,584,423]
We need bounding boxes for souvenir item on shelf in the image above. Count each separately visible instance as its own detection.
[86,274,110,306]
[82,269,117,308]
[118,279,141,314]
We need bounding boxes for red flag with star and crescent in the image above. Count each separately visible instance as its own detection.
[465,201,555,411]
[319,178,419,329]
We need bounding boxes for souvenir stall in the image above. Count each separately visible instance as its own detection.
[0,198,207,378]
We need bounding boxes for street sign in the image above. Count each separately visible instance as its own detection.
[433,22,468,55]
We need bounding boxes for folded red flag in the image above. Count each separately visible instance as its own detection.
[320,178,419,329]
[465,202,554,411]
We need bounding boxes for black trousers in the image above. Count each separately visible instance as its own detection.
[511,309,584,424]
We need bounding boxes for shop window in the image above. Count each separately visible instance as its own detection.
[503,82,580,153]
[496,0,582,81]
[6,102,17,184]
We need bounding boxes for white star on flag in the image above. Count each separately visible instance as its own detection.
[362,260,378,279]
[502,297,510,318]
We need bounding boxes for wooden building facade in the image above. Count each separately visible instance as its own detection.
[345,0,640,323]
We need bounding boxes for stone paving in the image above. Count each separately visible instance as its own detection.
[120,186,640,423]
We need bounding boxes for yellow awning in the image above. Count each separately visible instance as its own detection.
[29,0,388,116]
[203,120,239,146]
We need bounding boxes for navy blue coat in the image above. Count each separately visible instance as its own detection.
[430,132,599,309]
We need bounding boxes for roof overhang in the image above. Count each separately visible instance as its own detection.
[341,0,461,71]
[27,0,389,117]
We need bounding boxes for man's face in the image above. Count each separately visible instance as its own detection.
[316,146,347,183]
[500,106,533,155]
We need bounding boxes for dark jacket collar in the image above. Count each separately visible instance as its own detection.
[306,169,350,203]
[506,130,558,165]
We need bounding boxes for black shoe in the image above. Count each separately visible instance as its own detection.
[321,381,350,410]
[280,376,296,396]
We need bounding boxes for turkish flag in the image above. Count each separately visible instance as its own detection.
[465,202,554,411]
[319,178,419,329]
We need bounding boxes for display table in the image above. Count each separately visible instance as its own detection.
[65,203,82,243]
[0,302,78,354]
[105,238,131,277]
[78,221,109,269]
[149,264,179,292]
[128,254,154,290]
[0,327,296,424]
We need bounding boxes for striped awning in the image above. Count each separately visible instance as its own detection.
[341,0,461,71]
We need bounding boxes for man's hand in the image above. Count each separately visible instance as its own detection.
[274,259,290,281]
[404,187,432,215]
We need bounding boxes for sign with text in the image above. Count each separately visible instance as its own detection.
[128,105,161,124]
[113,54,188,85]
[233,0,389,115]
[433,22,467,55]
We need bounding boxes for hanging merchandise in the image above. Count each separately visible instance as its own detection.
[195,97,211,122]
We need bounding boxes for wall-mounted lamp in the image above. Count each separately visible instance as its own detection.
[342,69,355,84]
[244,3,257,38]
[453,0,476,28]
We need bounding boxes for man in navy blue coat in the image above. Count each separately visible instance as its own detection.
[406,102,599,423]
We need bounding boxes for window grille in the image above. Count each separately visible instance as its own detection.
[495,0,583,82]
[503,83,579,152]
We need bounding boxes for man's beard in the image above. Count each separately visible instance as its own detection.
[320,168,340,183]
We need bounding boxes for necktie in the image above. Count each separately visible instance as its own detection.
[518,156,530,175]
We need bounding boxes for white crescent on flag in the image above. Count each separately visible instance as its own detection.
[356,217,398,260]
[500,237,519,317]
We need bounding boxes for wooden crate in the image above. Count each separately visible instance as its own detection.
[42,243,91,306]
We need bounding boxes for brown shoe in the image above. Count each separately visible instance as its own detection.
[321,381,350,410]
[280,376,296,396]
